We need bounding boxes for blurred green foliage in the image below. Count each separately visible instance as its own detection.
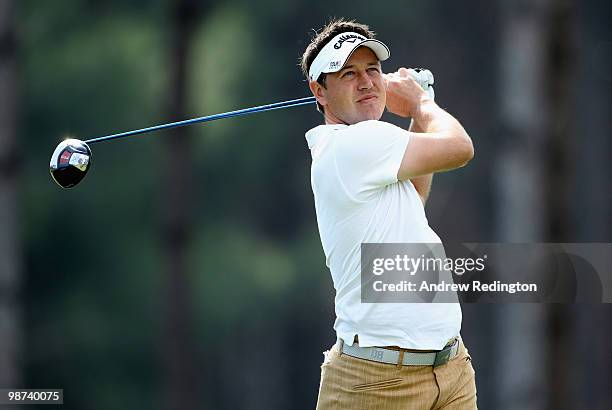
[20,1,334,408]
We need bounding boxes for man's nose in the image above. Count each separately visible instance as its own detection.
[357,72,373,89]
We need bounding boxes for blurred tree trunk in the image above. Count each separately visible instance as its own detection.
[572,2,612,408]
[495,1,550,409]
[161,1,201,409]
[544,1,575,409]
[0,0,21,404]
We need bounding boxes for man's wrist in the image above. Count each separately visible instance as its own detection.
[410,97,436,128]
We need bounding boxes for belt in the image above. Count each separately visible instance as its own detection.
[341,337,460,367]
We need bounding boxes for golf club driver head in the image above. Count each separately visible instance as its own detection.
[49,139,92,188]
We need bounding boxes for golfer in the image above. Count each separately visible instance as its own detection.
[301,19,477,409]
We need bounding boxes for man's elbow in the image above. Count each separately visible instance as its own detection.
[456,132,474,167]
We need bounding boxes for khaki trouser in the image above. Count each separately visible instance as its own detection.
[316,339,477,410]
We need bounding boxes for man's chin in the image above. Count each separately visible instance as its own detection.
[359,109,384,123]
[341,107,385,125]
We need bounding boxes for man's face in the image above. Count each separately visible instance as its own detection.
[311,47,386,125]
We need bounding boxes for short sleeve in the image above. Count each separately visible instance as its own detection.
[333,120,410,201]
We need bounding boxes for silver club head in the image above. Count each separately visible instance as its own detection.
[49,138,92,188]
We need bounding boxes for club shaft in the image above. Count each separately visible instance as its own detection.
[84,96,317,145]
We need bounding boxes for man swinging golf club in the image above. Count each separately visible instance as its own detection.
[301,19,477,409]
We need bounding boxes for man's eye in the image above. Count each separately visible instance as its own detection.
[368,67,380,73]
[342,71,355,78]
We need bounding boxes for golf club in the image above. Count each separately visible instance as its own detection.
[49,96,317,189]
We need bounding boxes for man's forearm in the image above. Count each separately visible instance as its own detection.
[408,118,433,204]
[411,95,467,137]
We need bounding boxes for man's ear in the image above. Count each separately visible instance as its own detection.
[309,80,327,109]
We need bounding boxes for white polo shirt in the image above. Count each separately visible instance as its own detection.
[305,120,461,350]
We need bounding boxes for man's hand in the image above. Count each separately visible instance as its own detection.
[383,68,432,117]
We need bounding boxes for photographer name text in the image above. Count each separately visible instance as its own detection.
[372,280,538,294]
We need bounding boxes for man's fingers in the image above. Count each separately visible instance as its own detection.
[397,67,411,78]
[383,72,401,87]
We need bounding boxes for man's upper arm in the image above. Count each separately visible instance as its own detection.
[397,131,474,180]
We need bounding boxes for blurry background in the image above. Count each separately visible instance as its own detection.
[1,0,611,409]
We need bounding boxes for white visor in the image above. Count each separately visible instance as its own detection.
[308,32,390,82]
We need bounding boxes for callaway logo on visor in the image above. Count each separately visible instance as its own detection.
[333,34,366,49]
[308,31,390,82]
